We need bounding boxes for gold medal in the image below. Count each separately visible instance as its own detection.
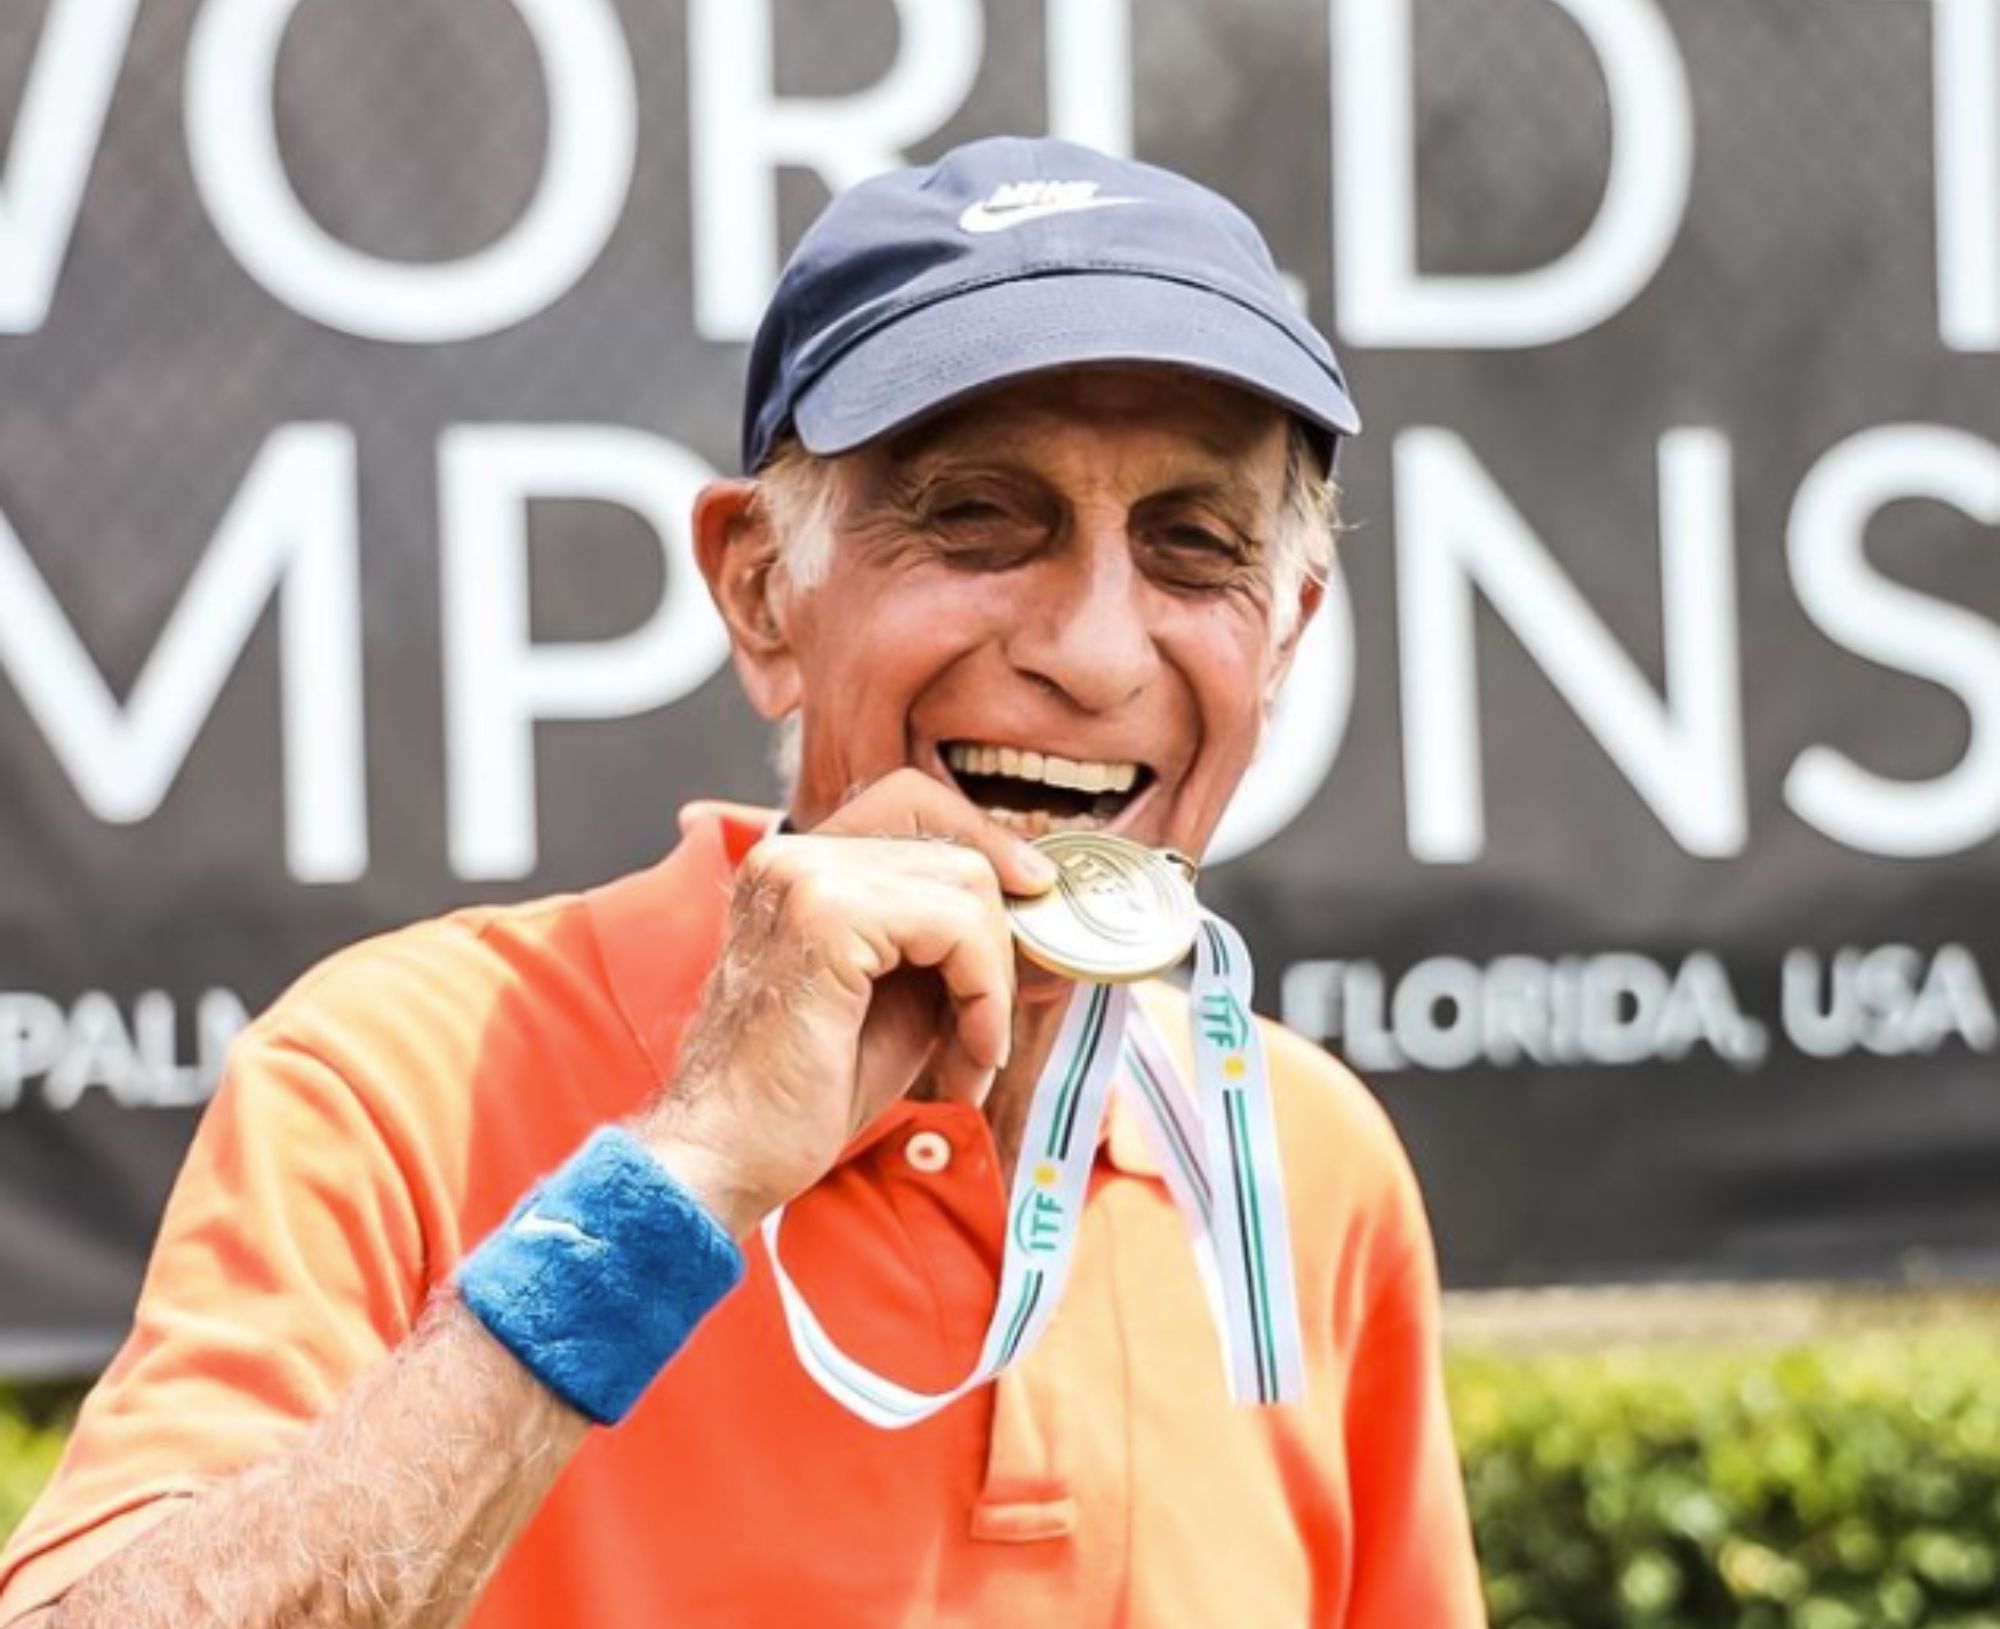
[1006,832,1200,982]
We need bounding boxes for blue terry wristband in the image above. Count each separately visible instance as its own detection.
[455,1126,745,1425]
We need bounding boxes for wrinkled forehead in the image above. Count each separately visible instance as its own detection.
[859,363,1294,497]
[895,364,1287,453]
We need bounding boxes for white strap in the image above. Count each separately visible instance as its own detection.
[1179,914,1306,1404]
[763,913,1304,1427]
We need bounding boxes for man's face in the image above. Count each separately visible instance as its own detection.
[763,366,1310,859]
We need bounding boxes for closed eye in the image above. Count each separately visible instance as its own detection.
[937,499,1009,524]
[1165,525,1232,552]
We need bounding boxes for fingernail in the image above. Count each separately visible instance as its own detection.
[1020,846,1058,888]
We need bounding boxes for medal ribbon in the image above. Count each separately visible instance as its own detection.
[761,910,1305,1428]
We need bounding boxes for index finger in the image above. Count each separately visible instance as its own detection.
[809,767,1058,897]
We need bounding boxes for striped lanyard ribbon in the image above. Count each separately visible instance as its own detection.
[760,910,1305,1429]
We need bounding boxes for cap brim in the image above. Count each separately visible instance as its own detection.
[791,272,1361,461]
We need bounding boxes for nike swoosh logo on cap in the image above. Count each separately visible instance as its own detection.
[958,195,1141,234]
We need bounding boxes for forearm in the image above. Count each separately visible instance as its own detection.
[48,1295,589,1629]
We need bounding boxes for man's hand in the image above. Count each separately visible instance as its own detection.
[636,770,1054,1233]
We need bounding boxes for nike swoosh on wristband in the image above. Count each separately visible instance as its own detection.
[514,1212,597,1247]
[958,195,1141,234]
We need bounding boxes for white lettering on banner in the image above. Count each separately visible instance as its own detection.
[0,0,139,333]
[1284,945,2000,1070]
[688,0,1135,342]
[1397,427,1744,863]
[689,0,985,343]
[0,990,246,1112]
[1208,566,1355,864]
[1783,943,2000,1057]
[1046,0,1134,159]
[0,425,365,883]
[2,416,1993,880]
[440,427,729,880]
[1283,950,1770,1070]
[1926,0,2000,351]
[5,13,2000,880]
[1332,0,1693,347]
[3,0,1990,365]
[1785,424,2000,857]
[0,0,1149,348]
[186,0,637,343]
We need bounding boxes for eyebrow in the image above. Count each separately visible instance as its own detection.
[1140,476,1273,532]
[863,454,1271,535]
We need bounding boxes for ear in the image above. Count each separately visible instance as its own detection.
[1264,574,1325,712]
[693,478,802,721]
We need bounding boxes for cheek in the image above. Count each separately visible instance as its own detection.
[1178,617,1281,744]
[801,575,997,704]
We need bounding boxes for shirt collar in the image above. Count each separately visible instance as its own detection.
[586,801,1163,1180]
[585,801,770,1082]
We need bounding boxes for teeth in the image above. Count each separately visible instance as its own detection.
[985,808,1110,836]
[943,742,1142,793]
[986,808,1048,837]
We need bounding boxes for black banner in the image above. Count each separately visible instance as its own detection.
[3,0,1998,1372]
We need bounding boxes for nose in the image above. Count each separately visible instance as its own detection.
[1003,517,1160,713]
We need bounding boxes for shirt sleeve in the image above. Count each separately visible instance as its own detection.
[0,1025,438,1623]
[1340,1225,1488,1629]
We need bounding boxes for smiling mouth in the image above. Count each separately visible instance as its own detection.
[942,741,1154,834]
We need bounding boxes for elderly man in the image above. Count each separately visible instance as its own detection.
[0,137,1484,1628]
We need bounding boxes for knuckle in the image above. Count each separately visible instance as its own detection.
[782,866,840,924]
[936,887,982,932]
[797,870,882,942]
[961,848,1006,896]
[909,833,994,889]
[739,838,796,889]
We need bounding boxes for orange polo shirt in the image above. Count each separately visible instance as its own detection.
[0,803,1484,1628]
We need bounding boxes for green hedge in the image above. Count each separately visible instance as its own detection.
[4,1339,1998,1627]
[0,1385,77,1553]
[1450,1332,2000,1628]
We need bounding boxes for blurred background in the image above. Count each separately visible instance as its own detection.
[2,0,1998,1622]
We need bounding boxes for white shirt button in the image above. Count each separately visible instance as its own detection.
[904,1130,953,1174]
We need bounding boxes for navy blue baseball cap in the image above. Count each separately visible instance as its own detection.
[741,136,1360,474]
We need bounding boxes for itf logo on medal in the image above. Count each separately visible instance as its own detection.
[1006,833,1200,983]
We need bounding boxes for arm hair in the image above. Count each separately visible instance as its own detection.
[41,1296,588,1629]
